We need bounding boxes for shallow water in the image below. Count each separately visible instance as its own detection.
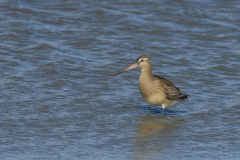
[0,0,240,159]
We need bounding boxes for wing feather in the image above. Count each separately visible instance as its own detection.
[154,75,186,100]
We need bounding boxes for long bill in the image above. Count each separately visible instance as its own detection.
[111,63,138,76]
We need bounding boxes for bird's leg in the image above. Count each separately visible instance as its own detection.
[149,104,152,113]
[162,108,165,115]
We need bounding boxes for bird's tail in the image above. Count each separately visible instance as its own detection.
[179,94,188,101]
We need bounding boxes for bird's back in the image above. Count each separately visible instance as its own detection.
[153,75,188,101]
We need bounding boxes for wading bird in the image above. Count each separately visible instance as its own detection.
[111,55,188,115]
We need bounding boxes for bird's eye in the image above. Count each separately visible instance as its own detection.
[140,59,144,62]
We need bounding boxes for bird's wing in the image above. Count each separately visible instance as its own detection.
[154,75,182,100]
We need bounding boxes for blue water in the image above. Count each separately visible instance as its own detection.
[0,0,240,159]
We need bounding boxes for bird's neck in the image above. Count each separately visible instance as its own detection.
[139,65,154,98]
[140,65,152,80]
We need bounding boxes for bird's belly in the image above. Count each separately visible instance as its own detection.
[141,92,179,108]
[142,93,166,106]
[139,80,170,106]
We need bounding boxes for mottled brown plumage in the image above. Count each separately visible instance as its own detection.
[155,75,183,100]
[112,55,188,115]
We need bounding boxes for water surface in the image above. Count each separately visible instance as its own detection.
[0,0,240,159]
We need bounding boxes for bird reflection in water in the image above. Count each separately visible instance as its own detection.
[135,113,169,140]
[134,113,183,159]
